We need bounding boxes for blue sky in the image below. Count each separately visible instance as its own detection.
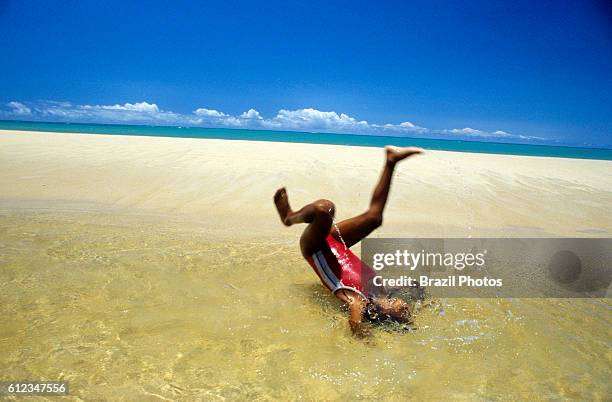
[1,0,611,147]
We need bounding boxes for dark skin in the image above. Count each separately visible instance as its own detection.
[274,145,423,337]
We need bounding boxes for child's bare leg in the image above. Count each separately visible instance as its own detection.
[274,187,335,257]
[331,146,423,248]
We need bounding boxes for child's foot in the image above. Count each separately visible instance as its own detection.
[274,187,293,226]
[385,146,424,164]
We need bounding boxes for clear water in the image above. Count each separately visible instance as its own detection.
[1,119,611,160]
[1,211,610,400]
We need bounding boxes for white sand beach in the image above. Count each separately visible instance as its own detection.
[1,130,611,400]
[1,130,610,238]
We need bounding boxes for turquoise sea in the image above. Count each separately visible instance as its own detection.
[1,120,611,160]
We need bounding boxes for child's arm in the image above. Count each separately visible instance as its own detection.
[348,296,370,338]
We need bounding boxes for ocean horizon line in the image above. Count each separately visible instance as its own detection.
[1,119,611,161]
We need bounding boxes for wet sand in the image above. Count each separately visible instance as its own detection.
[0,130,611,400]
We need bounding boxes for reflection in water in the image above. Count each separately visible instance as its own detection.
[0,211,610,400]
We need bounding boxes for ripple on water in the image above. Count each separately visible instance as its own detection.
[0,212,610,400]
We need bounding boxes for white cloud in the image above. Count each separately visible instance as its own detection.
[194,108,227,118]
[94,101,160,112]
[262,108,370,132]
[220,116,243,127]
[29,100,181,124]
[240,108,263,119]
[375,120,427,133]
[444,127,542,140]
[2,100,542,143]
[448,127,483,136]
[7,101,31,116]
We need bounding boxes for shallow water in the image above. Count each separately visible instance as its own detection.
[0,211,610,400]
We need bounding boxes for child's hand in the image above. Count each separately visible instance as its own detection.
[353,324,372,339]
[345,292,372,339]
[350,319,371,338]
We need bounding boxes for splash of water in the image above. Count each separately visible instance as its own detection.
[332,216,349,251]
[330,214,354,273]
